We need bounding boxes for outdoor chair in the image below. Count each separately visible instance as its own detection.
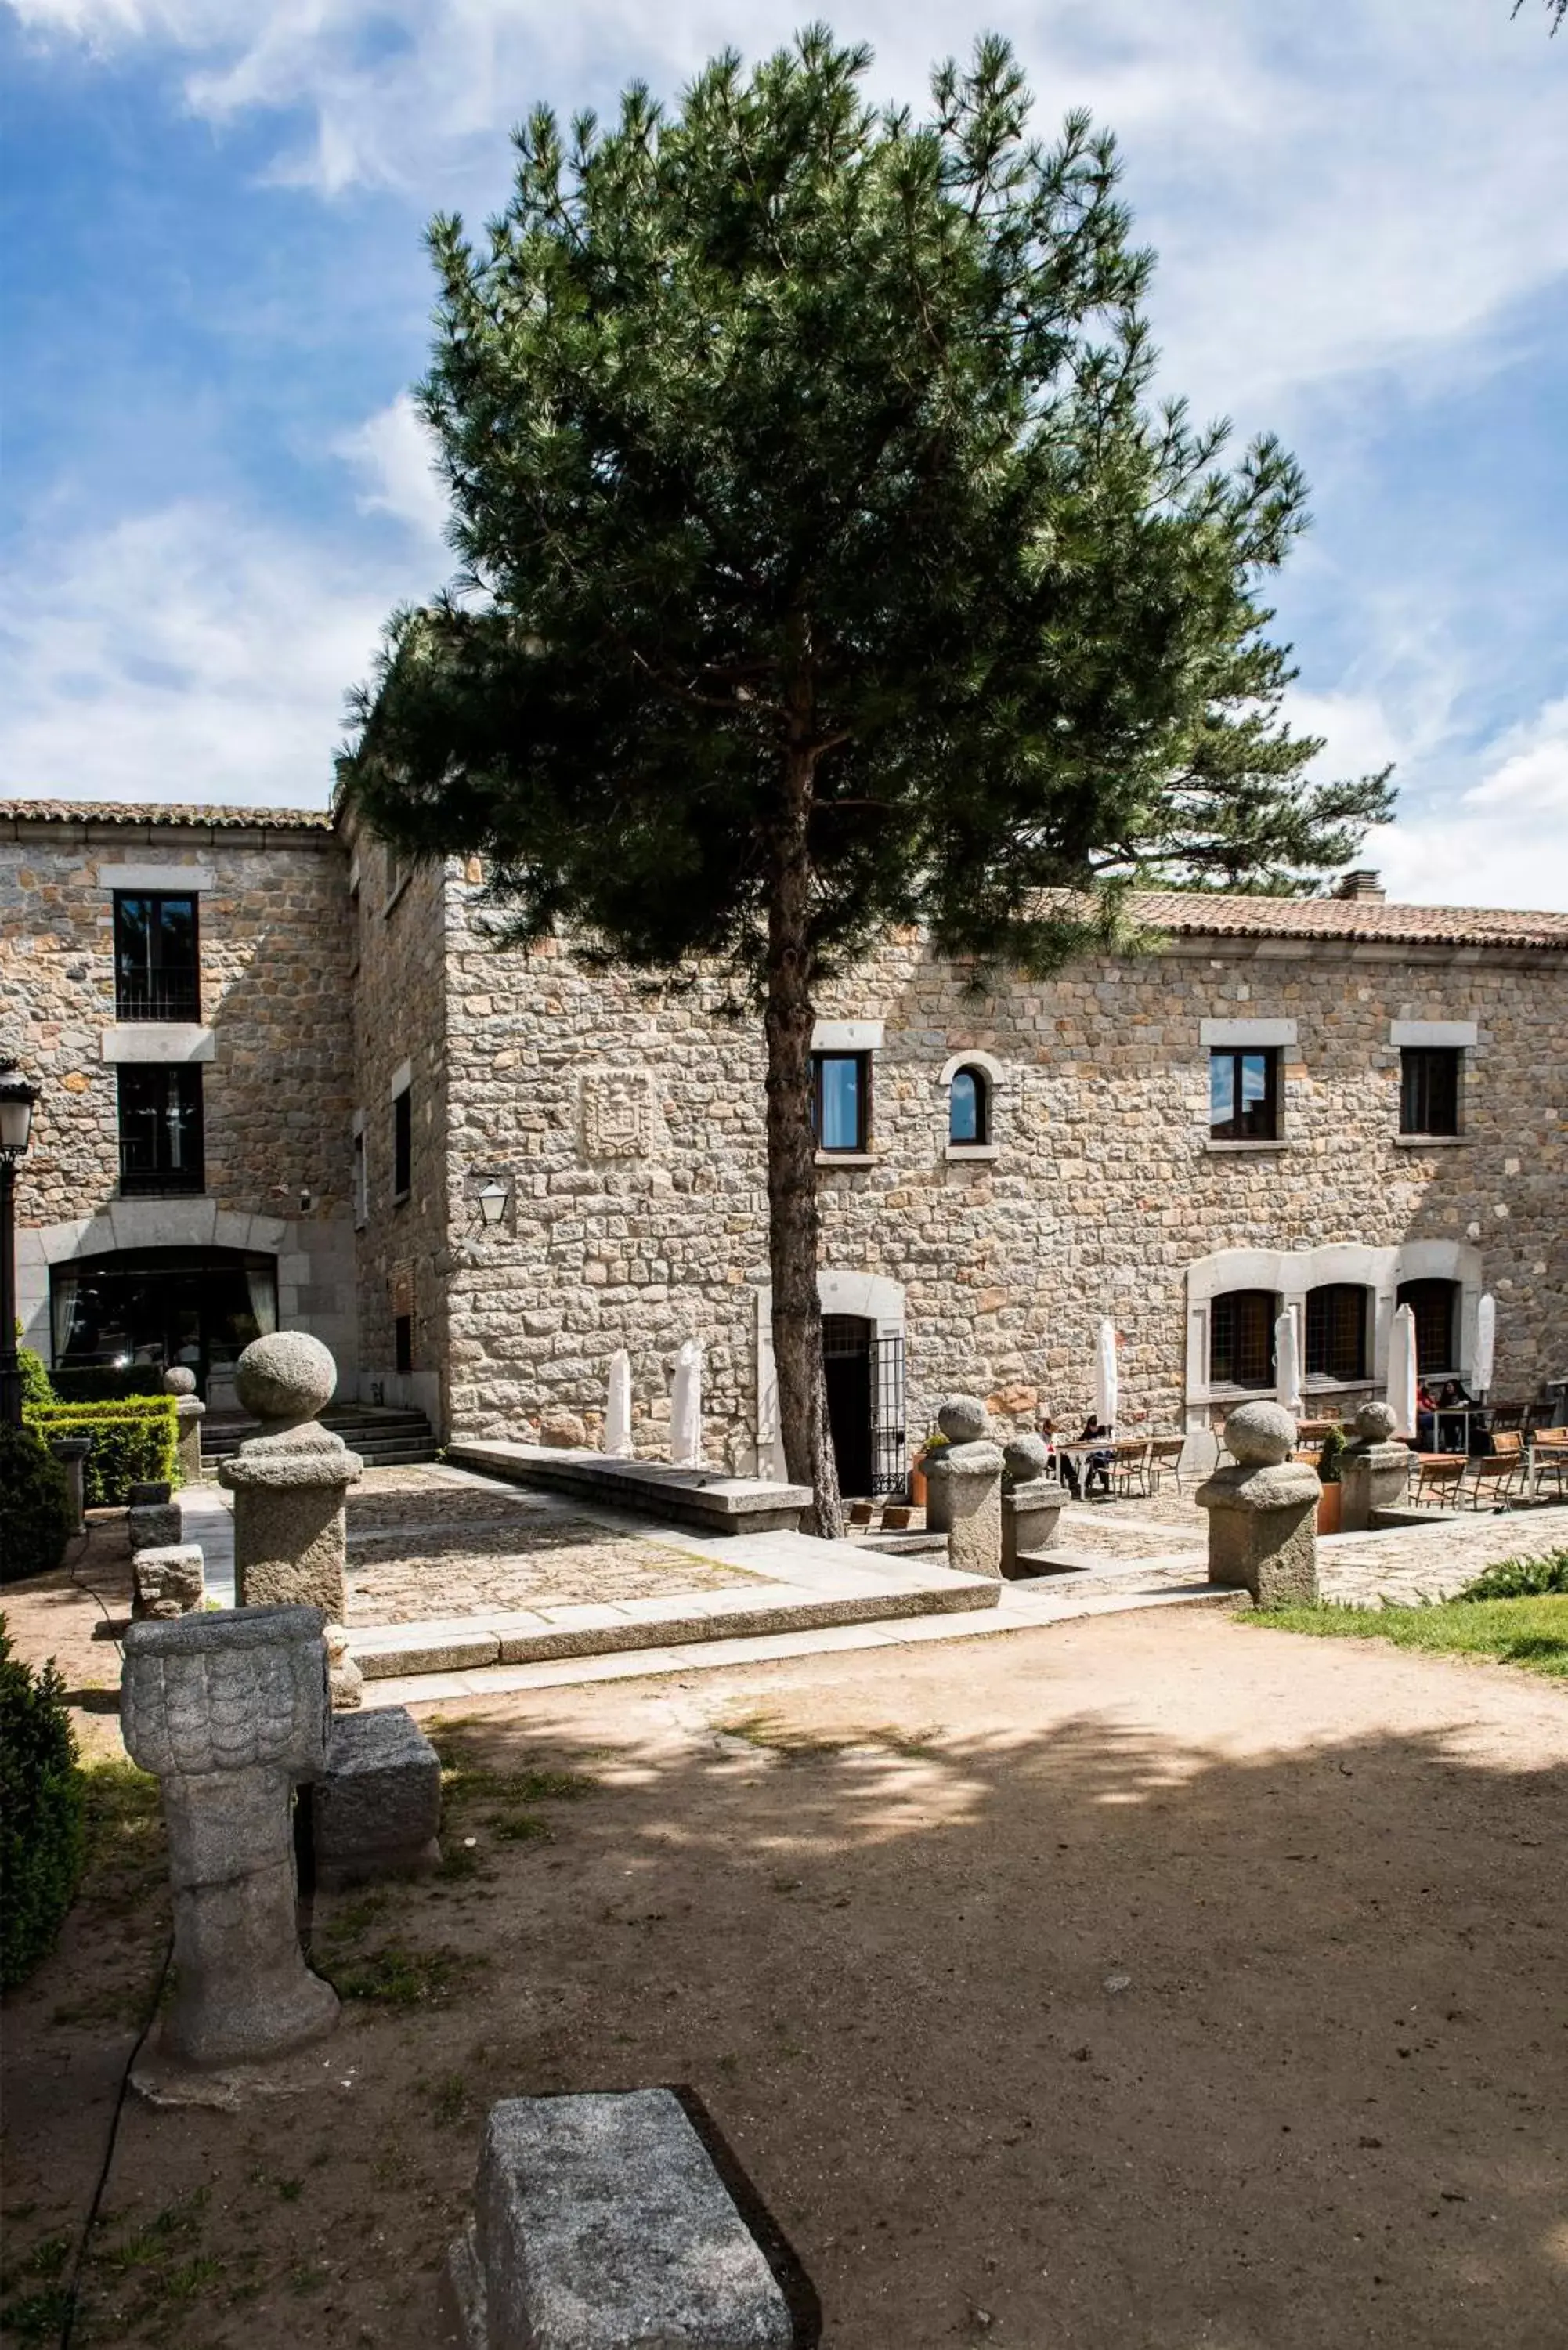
[1462,1435,1525,1510]
[1146,1436,1186,1495]
[1112,1439,1154,1498]
[1528,1431,1568,1497]
[1412,1453,1467,1509]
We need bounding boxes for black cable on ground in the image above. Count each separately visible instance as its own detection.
[56,1931,173,2350]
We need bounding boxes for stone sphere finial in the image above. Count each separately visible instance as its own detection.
[1003,1434,1051,1486]
[162,1365,197,1397]
[1223,1399,1296,1467]
[938,1394,990,1445]
[235,1331,337,1428]
[1353,1400,1398,1444]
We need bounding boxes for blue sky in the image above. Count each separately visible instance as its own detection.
[2,0,1565,908]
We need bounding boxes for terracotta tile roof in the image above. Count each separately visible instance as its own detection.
[1128,891,1568,951]
[0,799,334,832]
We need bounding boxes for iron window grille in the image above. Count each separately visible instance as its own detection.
[1209,1047,1280,1142]
[117,1064,204,1195]
[1305,1285,1368,1383]
[1396,1278,1460,1376]
[1210,1290,1277,1389]
[114,893,200,1022]
[811,1052,870,1152]
[1400,1047,1461,1137]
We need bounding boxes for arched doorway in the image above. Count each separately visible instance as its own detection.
[822,1314,875,1497]
[50,1246,278,1400]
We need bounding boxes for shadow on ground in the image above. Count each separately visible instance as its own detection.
[2,1617,1564,2348]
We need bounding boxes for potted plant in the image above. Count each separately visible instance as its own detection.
[1316,1423,1346,1535]
[910,1427,948,1509]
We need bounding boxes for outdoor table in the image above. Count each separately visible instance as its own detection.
[1433,1406,1479,1453]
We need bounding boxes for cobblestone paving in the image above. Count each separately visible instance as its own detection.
[1317,1507,1568,1607]
[342,1468,754,1625]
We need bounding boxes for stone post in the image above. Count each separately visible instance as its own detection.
[926,1396,1006,1580]
[163,1365,207,1484]
[47,1435,92,1535]
[999,1435,1066,1577]
[1197,1401,1320,1607]
[1339,1400,1413,1532]
[219,1332,362,1622]
[119,1604,339,2069]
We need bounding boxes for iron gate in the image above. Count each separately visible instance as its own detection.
[869,1332,907,1498]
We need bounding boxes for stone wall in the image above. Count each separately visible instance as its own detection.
[342,825,454,1424]
[434,881,1566,1470]
[0,812,357,1382]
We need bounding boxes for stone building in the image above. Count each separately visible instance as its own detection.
[5,797,1566,1480]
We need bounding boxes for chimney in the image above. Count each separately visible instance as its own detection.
[1333,870,1386,902]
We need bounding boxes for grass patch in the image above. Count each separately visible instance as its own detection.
[435,1752,598,1809]
[1456,1549,1568,1602]
[721,1711,947,1760]
[1247,1593,1568,1679]
[325,1940,481,2007]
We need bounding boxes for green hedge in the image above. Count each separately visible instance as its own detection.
[23,1399,180,1508]
[0,1618,86,1989]
[18,1340,55,1408]
[0,1427,74,1583]
[49,1364,167,1404]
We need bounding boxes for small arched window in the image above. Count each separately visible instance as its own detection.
[949,1065,989,1146]
[1305,1284,1369,1383]
[1209,1290,1277,1390]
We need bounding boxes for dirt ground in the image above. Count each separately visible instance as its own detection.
[3,1586,1566,2348]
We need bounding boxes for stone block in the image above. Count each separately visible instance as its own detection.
[128,1502,183,1555]
[1001,1478,1066,1576]
[132,1543,205,1620]
[311,1705,441,1889]
[444,2090,795,2350]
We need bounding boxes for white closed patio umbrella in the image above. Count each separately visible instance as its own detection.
[1472,1292,1496,1400]
[604,1349,633,1458]
[670,1337,703,1468]
[1274,1308,1302,1420]
[1387,1303,1418,1441]
[1093,1318,1119,1434]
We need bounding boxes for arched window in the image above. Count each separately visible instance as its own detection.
[1305,1285,1369,1383]
[1397,1278,1460,1376]
[948,1065,989,1146]
[1209,1290,1277,1390]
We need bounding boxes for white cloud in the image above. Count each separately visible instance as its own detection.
[0,500,426,805]
[334,392,449,544]
[1361,696,1568,911]
[1462,695,1568,818]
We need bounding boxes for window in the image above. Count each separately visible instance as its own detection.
[352,1126,367,1228]
[1209,1047,1280,1142]
[1397,1278,1460,1376]
[1400,1047,1461,1136]
[1209,1290,1277,1389]
[394,1314,414,1374]
[948,1065,990,1146]
[117,1065,204,1195]
[811,1053,870,1153]
[1306,1285,1368,1383]
[392,1089,412,1199]
[114,894,199,1021]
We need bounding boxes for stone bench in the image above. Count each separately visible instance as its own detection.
[444,1441,811,1538]
[309,1705,442,1890]
[445,2089,806,2350]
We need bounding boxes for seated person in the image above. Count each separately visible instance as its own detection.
[1079,1415,1115,1499]
[1435,1377,1473,1452]
[1040,1416,1080,1500]
[1415,1379,1436,1452]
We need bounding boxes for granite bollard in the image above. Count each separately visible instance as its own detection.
[1197,1401,1320,1606]
[127,1499,183,1555]
[219,1332,363,1625]
[1339,1400,1413,1532]
[119,1605,338,2070]
[444,2090,796,2350]
[163,1365,208,1484]
[312,1705,442,1889]
[47,1435,92,1536]
[927,1443,1006,1580]
[923,1394,991,1535]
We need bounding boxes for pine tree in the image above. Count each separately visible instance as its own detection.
[339,30,1393,1535]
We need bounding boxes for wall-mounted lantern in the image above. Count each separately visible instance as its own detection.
[475,1178,511,1227]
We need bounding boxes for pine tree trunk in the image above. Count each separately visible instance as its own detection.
[764,746,843,1541]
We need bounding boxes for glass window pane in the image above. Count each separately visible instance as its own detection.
[1241,1054,1267,1108]
[1209,1054,1234,1126]
[950,1070,979,1144]
[819,1057,862,1151]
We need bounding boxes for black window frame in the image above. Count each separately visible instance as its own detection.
[1209,1289,1278,1390]
[392,1088,413,1201]
[117,1063,205,1196]
[1305,1285,1369,1383]
[948,1065,990,1147]
[1400,1047,1461,1137]
[1396,1278,1460,1376]
[811,1051,871,1155]
[1209,1047,1281,1143]
[113,891,201,1023]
